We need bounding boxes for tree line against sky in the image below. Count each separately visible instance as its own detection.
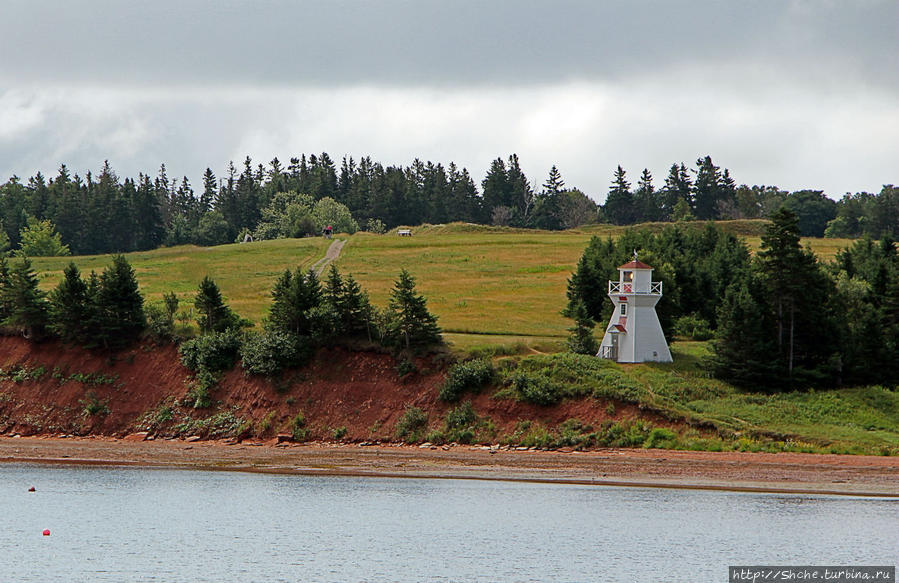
[0,153,897,257]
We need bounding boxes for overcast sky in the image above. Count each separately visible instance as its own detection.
[1,0,897,202]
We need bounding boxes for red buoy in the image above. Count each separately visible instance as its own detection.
[28,486,35,492]
[42,529,50,536]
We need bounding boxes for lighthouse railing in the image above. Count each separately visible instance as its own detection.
[608,281,663,294]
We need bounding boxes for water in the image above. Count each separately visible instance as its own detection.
[2,464,897,582]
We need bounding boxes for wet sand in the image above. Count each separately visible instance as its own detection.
[2,436,898,497]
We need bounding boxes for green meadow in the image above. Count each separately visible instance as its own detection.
[30,220,853,345]
[23,221,897,453]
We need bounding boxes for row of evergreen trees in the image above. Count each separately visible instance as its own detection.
[3,154,894,257]
[565,210,899,390]
[0,252,442,365]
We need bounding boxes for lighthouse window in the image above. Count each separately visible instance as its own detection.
[623,271,633,282]
[620,304,627,316]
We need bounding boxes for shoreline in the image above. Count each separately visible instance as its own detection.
[3,436,899,497]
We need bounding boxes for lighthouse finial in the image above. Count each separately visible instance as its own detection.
[633,249,638,262]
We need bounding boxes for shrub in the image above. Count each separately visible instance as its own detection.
[395,406,428,443]
[291,411,309,442]
[366,218,386,234]
[443,400,479,444]
[332,426,347,440]
[186,370,218,409]
[80,391,110,416]
[440,359,495,402]
[673,313,713,341]
[240,330,310,377]
[179,329,242,373]
[598,420,652,447]
[644,427,678,449]
[395,358,418,377]
[509,372,562,406]
[145,304,175,344]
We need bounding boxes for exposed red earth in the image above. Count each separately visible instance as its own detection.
[2,336,898,496]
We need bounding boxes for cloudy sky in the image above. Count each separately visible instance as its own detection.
[1,0,897,201]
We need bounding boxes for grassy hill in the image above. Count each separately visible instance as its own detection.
[13,222,899,454]
[29,220,853,353]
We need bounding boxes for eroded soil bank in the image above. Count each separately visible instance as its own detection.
[0,336,661,441]
[3,336,899,496]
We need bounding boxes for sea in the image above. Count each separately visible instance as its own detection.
[2,464,897,582]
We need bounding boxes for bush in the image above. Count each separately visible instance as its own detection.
[240,330,310,377]
[440,359,495,402]
[509,372,562,406]
[366,218,386,234]
[395,406,428,443]
[644,427,678,449]
[395,358,418,376]
[186,370,218,409]
[673,313,713,341]
[291,411,309,442]
[443,401,480,444]
[598,420,652,447]
[80,391,110,416]
[179,329,242,374]
[145,304,175,344]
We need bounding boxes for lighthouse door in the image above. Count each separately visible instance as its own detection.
[608,332,620,360]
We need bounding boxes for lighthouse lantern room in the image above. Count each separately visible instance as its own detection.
[597,253,672,363]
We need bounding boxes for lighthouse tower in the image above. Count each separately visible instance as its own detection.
[597,254,672,363]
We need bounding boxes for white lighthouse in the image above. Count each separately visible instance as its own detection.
[597,254,672,363]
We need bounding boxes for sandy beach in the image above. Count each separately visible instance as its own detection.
[2,436,898,497]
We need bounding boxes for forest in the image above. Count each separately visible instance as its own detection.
[0,153,897,256]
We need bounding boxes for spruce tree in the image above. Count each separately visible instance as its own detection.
[48,262,90,343]
[710,276,779,388]
[95,255,146,349]
[267,268,321,336]
[603,165,634,225]
[756,208,837,382]
[194,275,239,334]
[0,258,48,339]
[387,269,441,349]
[566,300,598,355]
[0,255,10,321]
[341,273,372,337]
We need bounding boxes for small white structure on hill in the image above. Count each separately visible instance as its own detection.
[597,254,672,363]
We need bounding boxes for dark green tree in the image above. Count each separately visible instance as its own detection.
[194,275,239,334]
[94,255,146,349]
[386,269,441,349]
[661,163,693,220]
[566,299,598,355]
[710,275,779,388]
[267,268,322,336]
[782,190,838,237]
[602,165,633,225]
[48,262,90,343]
[0,258,48,339]
[755,208,838,382]
[634,168,662,223]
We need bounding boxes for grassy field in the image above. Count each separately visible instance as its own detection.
[30,238,330,325]
[27,221,854,343]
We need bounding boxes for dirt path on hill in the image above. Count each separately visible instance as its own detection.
[3,437,898,497]
[311,239,346,276]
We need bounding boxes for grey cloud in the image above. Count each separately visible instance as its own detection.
[2,0,896,89]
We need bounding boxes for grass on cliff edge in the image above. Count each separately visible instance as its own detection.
[27,221,853,340]
[492,341,899,454]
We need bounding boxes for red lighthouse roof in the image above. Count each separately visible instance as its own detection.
[618,260,652,270]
